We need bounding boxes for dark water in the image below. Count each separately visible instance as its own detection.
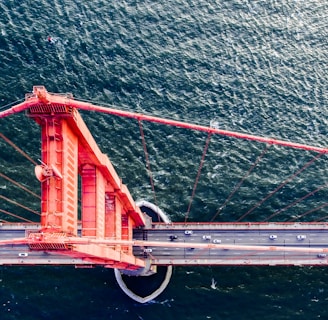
[1,0,328,319]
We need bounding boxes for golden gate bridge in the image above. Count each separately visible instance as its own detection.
[0,86,327,302]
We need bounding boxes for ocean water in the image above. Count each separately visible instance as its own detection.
[0,0,328,319]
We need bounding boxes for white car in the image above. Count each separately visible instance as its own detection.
[212,239,221,244]
[143,248,152,253]
[317,253,327,258]
[18,253,28,257]
[184,230,193,235]
[297,235,306,241]
[202,235,211,240]
[269,235,277,240]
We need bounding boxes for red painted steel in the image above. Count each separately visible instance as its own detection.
[1,86,328,270]
[0,86,327,153]
[8,86,148,270]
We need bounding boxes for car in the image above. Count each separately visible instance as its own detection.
[184,230,193,235]
[297,235,306,241]
[317,253,327,258]
[143,248,152,253]
[18,253,28,257]
[269,235,277,240]
[170,235,178,241]
[202,235,211,240]
[212,239,221,244]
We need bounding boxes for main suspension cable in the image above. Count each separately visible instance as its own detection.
[185,132,212,222]
[2,90,328,154]
[211,144,270,222]
[237,152,324,222]
[0,97,25,111]
[263,182,328,221]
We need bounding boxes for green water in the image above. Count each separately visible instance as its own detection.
[0,0,328,318]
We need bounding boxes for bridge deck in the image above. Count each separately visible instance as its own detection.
[0,223,327,267]
[132,222,328,266]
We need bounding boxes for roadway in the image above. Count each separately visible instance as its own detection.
[133,224,328,266]
[0,223,328,266]
[0,227,91,266]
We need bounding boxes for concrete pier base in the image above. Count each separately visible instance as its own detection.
[114,200,172,303]
[114,265,173,303]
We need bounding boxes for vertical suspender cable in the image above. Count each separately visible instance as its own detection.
[211,144,270,222]
[0,172,40,199]
[0,133,38,166]
[263,182,328,221]
[0,208,33,223]
[138,120,158,209]
[185,132,212,222]
[312,204,328,222]
[0,195,40,216]
[237,152,324,222]
[0,132,40,198]
[289,202,328,222]
[0,132,40,221]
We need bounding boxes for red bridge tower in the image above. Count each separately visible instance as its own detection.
[26,86,147,270]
